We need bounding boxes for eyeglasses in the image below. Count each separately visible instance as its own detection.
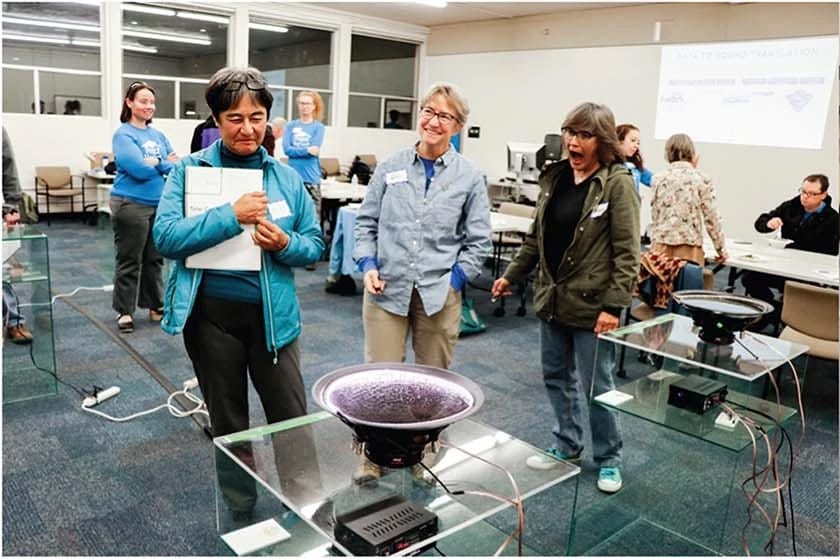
[222,78,267,93]
[562,127,595,140]
[419,106,459,126]
[799,188,825,198]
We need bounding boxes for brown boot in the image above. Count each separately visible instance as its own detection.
[6,324,34,345]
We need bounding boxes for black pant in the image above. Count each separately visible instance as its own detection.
[741,271,786,305]
[183,294,307,512]
[741,271,785,330]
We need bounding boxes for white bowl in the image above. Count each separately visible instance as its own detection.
[767,238,791,249]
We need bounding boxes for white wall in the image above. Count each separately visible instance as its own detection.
[428,43,839,240]
[1,111,416,213]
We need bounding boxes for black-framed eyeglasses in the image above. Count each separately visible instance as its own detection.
[419,106,459,126]
[222,78,267,93]
[561,127,595,140]
[799,187,825,198]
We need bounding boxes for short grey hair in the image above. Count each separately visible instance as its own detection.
[205,66,273,119]
[271,116,286,128]
[419,82,469,124]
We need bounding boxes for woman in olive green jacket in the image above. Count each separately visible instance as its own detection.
[492,102,640,494]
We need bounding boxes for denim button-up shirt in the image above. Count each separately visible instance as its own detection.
[353,145,492,316]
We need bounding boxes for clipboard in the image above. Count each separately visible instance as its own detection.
[185,167,263,271]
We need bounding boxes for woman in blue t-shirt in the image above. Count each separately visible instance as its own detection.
[283,91,325,269]
[110,81,178,333]
[616,123,653,193]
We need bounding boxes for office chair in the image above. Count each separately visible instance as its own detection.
[34,166,86,225]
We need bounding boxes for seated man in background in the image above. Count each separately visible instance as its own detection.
[742,173,839,328]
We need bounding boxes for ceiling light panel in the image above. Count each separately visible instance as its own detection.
[176,11,229,24]
[3,15,100,32]
[3,33,69,45]
[249,23,289,33]
[122,4,176,17]
[123,28,211,45]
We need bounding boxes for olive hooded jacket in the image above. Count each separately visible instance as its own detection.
[503,159,640,329]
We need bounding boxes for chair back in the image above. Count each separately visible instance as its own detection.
[320,157,341,177]
[702,268,714,290]
[781,281,839,341]
[357,154,377,170]
[498,202,535,218]
[35,166,72,189]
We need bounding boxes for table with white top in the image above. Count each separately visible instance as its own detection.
[83,169,116,216]
[487,178,540,204]
[319,180,367,258]
[705,237,838,289]
[319,180,367,201]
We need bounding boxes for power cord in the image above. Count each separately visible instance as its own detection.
[81,377,208,423]
[15,284,114,310]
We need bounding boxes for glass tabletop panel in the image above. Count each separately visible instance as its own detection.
[601,313,808,381]
[593,370,797,452]
[2,224,46,240]
[215,413,579,556]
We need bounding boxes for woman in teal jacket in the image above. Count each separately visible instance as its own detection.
[153,66,323,517]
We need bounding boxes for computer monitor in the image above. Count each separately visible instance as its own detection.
[506,142,545,184]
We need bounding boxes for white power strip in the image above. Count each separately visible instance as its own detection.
[82,386,121,408]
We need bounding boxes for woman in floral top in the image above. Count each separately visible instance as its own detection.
[649,133,728,265]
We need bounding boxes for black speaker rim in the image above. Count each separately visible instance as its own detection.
[311,362,485,430]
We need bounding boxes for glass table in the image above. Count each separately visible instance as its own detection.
[568,314,807,555]
[214,412,580,556]
[2,224,57,404]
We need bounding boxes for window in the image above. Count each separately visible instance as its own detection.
[348,35,417,129]
[249,19,333,124]
[122,2,230,120]
[2,1,101,114]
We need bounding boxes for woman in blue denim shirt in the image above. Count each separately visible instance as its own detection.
[353,82,492,370]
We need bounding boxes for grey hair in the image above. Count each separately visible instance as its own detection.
[419,82,469,124]
[205,66,273,119]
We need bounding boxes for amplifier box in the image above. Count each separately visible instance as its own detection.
[335,494,438,556]
[667,374,727,414]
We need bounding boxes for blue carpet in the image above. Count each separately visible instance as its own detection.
[2,218,837,555]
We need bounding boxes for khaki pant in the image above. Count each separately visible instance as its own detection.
[363,287,462,369]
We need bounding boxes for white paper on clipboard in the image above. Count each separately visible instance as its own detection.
[185,167,263,271]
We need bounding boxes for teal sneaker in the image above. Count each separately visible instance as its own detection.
[526,447,583,470]
[597,467,623,493]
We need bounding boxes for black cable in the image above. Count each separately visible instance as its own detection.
[24,328,89,398]
[432,543,447,556]
[730,402,798,555]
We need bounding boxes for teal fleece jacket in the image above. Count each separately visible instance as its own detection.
[153,140,324,355]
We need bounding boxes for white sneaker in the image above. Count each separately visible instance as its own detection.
[597,467,623,493]
[526,447,583,470]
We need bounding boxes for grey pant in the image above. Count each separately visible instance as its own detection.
[110,196,163,316]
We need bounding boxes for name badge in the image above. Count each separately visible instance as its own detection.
[591,202,609,218]
[385,170,408,185]
[269,200,292,220]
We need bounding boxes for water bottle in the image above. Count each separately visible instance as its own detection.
[351,174,358,185]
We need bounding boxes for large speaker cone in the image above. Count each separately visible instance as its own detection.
[672,290,775,344]
[312,363,485,468]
